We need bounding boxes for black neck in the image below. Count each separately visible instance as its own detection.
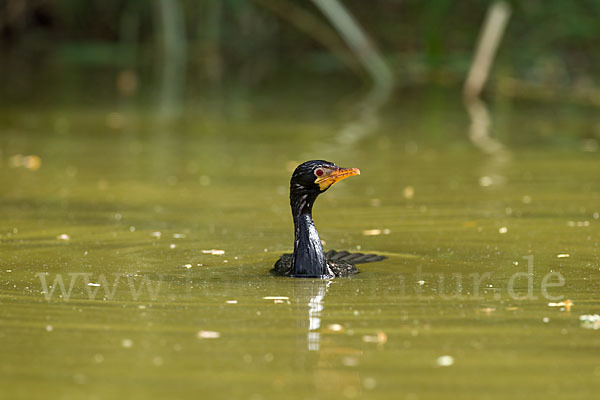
[291,213,328,277]
[289,188,330,278]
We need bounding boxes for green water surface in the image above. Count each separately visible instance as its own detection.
[1,92,599,400]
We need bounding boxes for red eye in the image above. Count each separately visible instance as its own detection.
[315,168,324,177]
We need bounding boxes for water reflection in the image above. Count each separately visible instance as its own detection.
[156,0,187,120]
[292,279,331,352]
[464,1,512,187]
[290,279,363,397]
[466,95,511,188]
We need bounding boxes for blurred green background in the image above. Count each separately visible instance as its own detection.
[2,0,600,107]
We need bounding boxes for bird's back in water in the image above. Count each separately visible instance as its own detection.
[273,250,386,277]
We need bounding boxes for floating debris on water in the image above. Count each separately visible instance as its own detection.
[25,155,42,170]
[557,254,570,258]
[202,249,225,255]
[417,280,425,286]
[87,283,100,287]
[479,176,493,187]
[362,331,387,346]
[225,300,238,304]
[479,307,496,314]
[151,232,162,238]
[129,226,135,232]
[363,229,381,236]
[45,325,53,332]
[498,227,508,234]
[548,300,573,312]
[522,195,532,204]
[121,339,133,348]
[542,317,550,323]
[57,234,70,241]
[362,335,377,343]
[264,296,290,304]
[9,154,42,170]
[362,229,390,236]
[436,355,455,367]
[197,330,220,339]
[173,233,186,239]
[342,356,359,367]
[505,307,520,311]
[177,264,193,270]
[568,220,590,227]
[579,314,600,330]
[327,324,344,332]
[403,186,415,199]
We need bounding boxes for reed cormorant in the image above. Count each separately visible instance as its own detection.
[272,160,386,278]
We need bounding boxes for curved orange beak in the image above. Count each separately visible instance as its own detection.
[315,167,360,191]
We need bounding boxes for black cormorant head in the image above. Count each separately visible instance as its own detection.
[289,160,360,215]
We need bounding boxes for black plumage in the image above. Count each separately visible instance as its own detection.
[271,160,386,278]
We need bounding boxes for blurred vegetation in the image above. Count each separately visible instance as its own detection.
[1,0,600,104]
